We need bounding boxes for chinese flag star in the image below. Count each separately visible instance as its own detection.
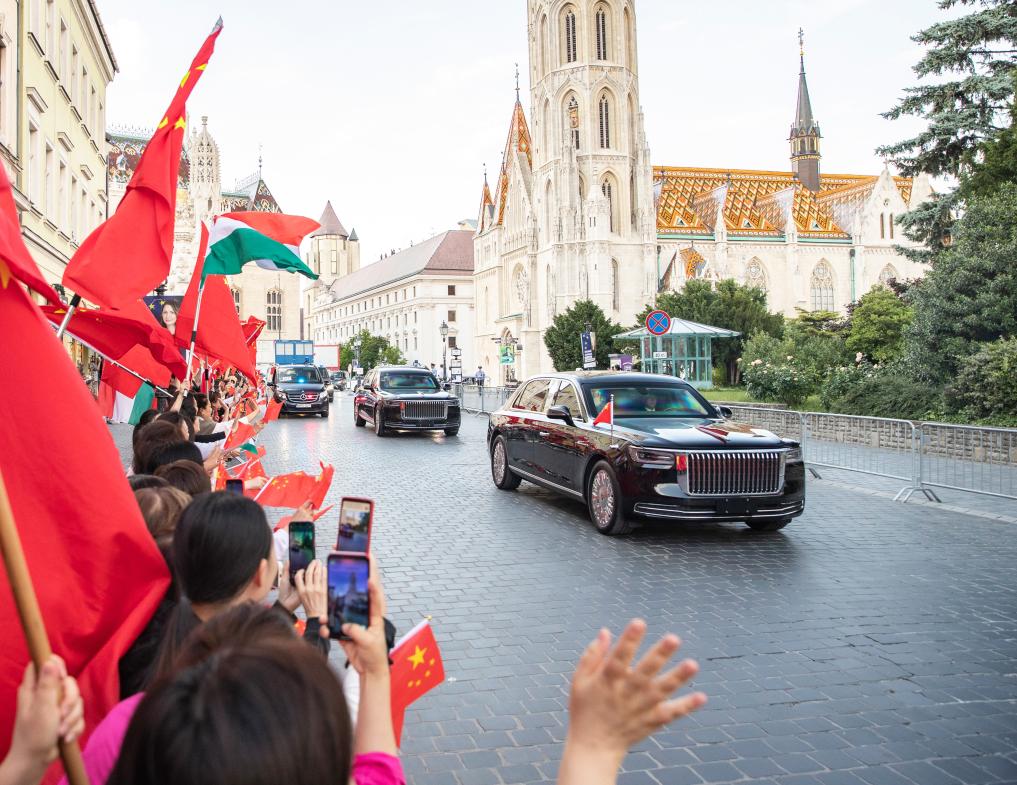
[390,620,444,745]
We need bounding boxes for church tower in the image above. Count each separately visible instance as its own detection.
[188,116,222,226]
[789,31,822,192]
[526,0,656,324]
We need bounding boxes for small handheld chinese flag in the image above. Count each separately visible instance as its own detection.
[390,620,445,745]
[592,397,614,429]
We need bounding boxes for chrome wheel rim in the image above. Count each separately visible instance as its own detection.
[591,470,615,527]
[375,410,382,432]
[493,442,506,483]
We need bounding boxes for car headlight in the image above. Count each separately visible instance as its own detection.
[626,446,675,469]
[785,446,803,462]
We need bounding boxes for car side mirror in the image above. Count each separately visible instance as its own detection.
[718,405,733,419]
[547,405,575,427]
[443,382,452,392]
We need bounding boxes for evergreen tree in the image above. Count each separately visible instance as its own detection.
[543,300,624,371]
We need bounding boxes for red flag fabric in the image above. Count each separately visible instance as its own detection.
[253,464,333,509]
[175,225,257,381]
[96,375,117,418]
[273,505,333,533]
[592,398,614,428]
[263,398,283,424]
[62,21,222,308]
[308,463,334,510]
[0,163,60,304]
[390,621,445,744]
[0,271,171,767]
[223,420,257,451]
[242,316,266,365]
[100,357,143,398]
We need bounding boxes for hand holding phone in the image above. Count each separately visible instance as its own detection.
[225,478,245,495]
[327,553,370,640]
[336,497,373,553]
[288,522,315,582]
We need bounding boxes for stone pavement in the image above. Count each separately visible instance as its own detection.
[112,397,1017,785]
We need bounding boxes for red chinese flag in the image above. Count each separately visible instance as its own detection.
[592,398,614,428]
[253,471,319,509]
[242,316,266,365]
[0,165,60,304]
[0,271,171,767]
[307,463,334,510]
[263,397,283,424]
[390,621,445,744]
[273,505,332,533]
[62,20,222,308]
[175,226,257,381]
[223,420,257,451]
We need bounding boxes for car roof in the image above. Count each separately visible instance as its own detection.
[377,366,430,372]
[529,371,695,387]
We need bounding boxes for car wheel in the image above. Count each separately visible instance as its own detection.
[587,461,633,536]
[374,406,388,437]
[444,427,460,437]
[491,435,521,490]
[354,405,365,427]
[745,518,791,532]
[319,408,329,418]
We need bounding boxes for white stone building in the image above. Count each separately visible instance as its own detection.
[473,1,933,380]
[308,230,476,377]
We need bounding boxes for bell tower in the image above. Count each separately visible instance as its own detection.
[790,29,822,192]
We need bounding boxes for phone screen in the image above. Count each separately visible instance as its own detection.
[225,479,245,495]
[327,554,370,638]
[288,522,315,581]
[337,498,372,553]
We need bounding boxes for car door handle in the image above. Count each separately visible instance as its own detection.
[538,431,550,438]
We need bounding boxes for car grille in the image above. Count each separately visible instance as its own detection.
[685,450,784,496]
[286,392,318,403]
[402,401,448,421]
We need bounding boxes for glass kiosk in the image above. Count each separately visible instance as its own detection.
[614,319,740,389]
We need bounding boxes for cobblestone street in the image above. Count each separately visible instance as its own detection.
[114,398,1017,785]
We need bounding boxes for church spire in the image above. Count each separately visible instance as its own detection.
[789,28,822,192]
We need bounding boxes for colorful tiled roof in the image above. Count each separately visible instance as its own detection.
[495,101,533,226]
[107,129,189,190]
[654,166,913,238]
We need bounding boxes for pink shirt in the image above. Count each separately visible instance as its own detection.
[60,693,405,785]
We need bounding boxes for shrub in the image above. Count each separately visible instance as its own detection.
[943,338,1017,420]
[830,375,942,420]
[742,358,819,408]
[819,359,879,411]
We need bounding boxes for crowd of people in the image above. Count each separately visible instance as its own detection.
[1,371,707,785]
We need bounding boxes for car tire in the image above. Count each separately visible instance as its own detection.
[444,427,460,437]
[745,518,791,532]
[319,408,329,418]
[491,435,521,490]
[354,405,365,427]
[587,461,633,536]
[374,406,388,437]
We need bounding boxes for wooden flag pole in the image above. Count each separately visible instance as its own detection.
[0,469,91,785]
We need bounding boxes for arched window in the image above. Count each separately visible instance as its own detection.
[546,265,556,319]
[483,286,490,323]
[544,180,554,241]
[627,93,637,153]
[878,264,898,287]
[538,14,549,76]
[810,261,835,312]
[542,98,551,153]
[566,95,580,150]
[266,289,282,332]
[578,173,586,202]
[745,258,767,292]
[595,4,609,60]
[880,213,886,239]
[889,213,895,239]
[611,259,619,311]
[601,175,618,233]
[231,287,241,315]
[624,5,635,70]
[562,6,578,64]
[598,93,611,149]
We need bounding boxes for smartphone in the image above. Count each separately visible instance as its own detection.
[288,522,315,582]
[225,479,245,495]
[327,553,370,640]
[336,497,373,553]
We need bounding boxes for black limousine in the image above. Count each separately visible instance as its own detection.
[487,372,805,535]
[354,366,461,437]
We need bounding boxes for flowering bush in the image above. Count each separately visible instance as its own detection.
[820,359,880,411]
[742,358,819,407]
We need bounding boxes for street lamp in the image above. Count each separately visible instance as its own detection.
[351,335,361,375]
[439,320,449,382]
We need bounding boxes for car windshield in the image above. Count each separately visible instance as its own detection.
[379,372,440,392]
[277,367,320,384]
[586,384,713,418]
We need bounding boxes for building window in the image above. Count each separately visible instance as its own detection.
[386,294,390,304]
[745,258,768,292]
[45,0,55,57]
[563,6,578,64]
[599,94,611,148]
[266,289,282,332]
[448,284,456,296]
[601,178,615,232]
[44,142,54,219]
[414,311,418,324]
[69,174,77,238]
[448,336,458,349]
[880,213,885,240]
[810,261,835,312]
[595,6,609,60]
[611,259,619,311]
[448,309,457,323]
[414,337,418,350]
[27,122,39,203]
[231,288,241,314]
[57,160,67,229]
[889,213,895,240]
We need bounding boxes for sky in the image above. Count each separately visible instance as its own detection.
[99,0,948,266]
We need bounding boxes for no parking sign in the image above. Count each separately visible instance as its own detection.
[646,310,671,336]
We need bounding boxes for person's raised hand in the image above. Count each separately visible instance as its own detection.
[294,559,327,618]
[290,502,314,523]
[277,561,300,614]
[244,475,268,491]
[337,557,390,678]
[564,620,706,771]
[202,445,223,474]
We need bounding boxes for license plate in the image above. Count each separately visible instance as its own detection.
[296,403,312,409]
[718,499,750,516]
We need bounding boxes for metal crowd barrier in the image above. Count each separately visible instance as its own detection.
[452,384,515,416]
[720,406,1017,503]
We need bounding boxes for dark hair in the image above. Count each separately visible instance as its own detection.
[192,393,209,412]
[131,409,162,451]
[144,442,204,475]
[134,486,191,561]
[172,602,295,671]
[158,410,195,441]
[154,460,212,497]
[208,390,221,405]
[109,640,352,785]
[128,474,169,492]
[132,420,186,475]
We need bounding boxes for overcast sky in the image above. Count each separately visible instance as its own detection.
[100,0,948,265]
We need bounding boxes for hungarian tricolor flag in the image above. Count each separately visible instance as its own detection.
[202,212,319,280]
[592,397,614,428]
[0,216,170,772]
[390,620,445,744]
[62,19,223,308]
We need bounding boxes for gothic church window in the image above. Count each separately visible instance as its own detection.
[745,258,767,292]
[595,5,609,60]
[563,6,578,64]
[889,213,895,239]
[880,213,885,239]
[231,287,241,314]
[624,5,635,70]
[611,259,619,311]
[599,94,611,149]
[266,289,282,332]
[538,14,548,76]
[602,176,618,233]
[810,261,835,312]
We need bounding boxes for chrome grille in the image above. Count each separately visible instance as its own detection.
[685,450,784,496]
[402,401,448,421]
[286,391,317,402]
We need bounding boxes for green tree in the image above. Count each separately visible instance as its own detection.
[904,183,1017,381]
[845,287,913,364]
[634,280,783,384]
[338,330,405,372]
[543,300,624,371]
[963,113,1017,198]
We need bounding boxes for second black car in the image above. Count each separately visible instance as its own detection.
[354,366,461,437]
